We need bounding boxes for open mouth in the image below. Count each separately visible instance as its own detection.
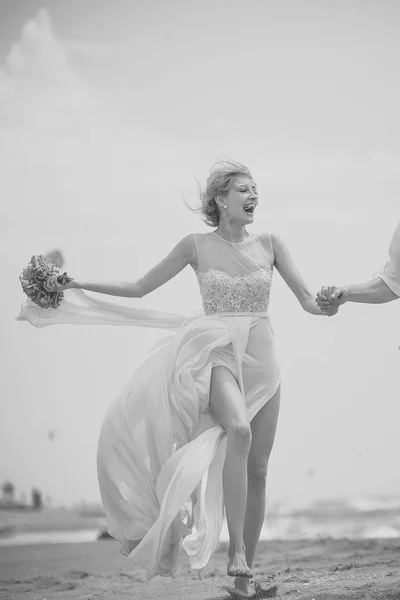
[243,204,256,215]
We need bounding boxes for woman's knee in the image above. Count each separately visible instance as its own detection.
[226,419,252,449]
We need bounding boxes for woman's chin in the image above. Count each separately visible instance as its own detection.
[233,213,255,225]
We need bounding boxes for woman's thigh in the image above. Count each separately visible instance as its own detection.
[209,365,249,431]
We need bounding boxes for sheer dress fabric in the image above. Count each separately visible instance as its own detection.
[16,231,280,577]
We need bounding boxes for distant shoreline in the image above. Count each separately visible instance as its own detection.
[1,502,400,544]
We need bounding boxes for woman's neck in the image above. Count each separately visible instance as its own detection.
[214,223,249,243]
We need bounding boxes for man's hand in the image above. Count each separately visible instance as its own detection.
[316,286,345,315]
[330,287,347,303]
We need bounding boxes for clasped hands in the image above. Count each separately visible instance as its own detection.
[315,286,346,315]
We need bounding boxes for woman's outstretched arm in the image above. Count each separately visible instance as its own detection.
[46,235,197,298]
[271,234,337,316]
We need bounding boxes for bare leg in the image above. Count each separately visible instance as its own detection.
[209,366,253,579]
[234,387,281,596]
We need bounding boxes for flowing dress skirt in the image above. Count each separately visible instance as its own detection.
[17,290,280,577]
[97,313,280,576]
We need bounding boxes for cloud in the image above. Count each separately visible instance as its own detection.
[0,8,192,256]
[64,40,112,59]
[0,9,92,132]
[0,9,117,249]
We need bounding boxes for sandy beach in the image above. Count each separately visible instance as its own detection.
[1,537,400,600]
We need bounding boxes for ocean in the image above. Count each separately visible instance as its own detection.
[1,496,399,547]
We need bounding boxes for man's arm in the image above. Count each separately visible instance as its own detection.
[374,222,400,297]
[334,278,398,304]
[317,221,400,310]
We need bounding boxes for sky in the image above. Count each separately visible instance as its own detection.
[0,0,399,510]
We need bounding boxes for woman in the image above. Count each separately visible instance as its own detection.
[23,160,335,598]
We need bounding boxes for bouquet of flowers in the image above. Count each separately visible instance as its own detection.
[19,251,73,309]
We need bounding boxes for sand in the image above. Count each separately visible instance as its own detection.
[1,537,400,600]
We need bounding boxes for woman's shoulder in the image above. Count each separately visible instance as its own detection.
[178,233,197,254]
[169,234,196,264]
[191,231,214,247]
[254,231,274,249]
[256,232,286,252]
[179,232,211,269]
[255,231,272,242]
[252,232,276,264]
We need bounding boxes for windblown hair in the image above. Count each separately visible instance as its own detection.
[188,160,253,227]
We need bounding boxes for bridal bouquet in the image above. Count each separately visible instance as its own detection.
[19,252,72,309]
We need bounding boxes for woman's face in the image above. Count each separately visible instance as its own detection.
[221,176,258,224]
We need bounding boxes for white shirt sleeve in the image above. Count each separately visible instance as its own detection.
[376,222,400,296]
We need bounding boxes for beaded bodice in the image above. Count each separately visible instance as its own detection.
[197,267,272,314]
[194,232,274,316]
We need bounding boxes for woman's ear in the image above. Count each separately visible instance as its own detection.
[216,196,227,208]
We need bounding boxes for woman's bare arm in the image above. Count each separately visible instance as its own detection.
[47,235,197,298]
[271,234,336,316]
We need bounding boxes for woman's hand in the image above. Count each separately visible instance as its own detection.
[316,286,344,314]
[44,274,75,293]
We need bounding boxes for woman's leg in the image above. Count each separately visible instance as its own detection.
[209,365,253,578]
[234,386,281,595]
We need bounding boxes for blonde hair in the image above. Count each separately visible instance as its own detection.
[188,159,253,227]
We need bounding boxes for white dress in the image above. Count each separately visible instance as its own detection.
[16,231,280,578]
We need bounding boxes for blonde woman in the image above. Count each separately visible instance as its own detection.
[32,160,335,598]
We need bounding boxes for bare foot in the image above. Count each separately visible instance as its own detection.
[222,585,252,599]
[234,576,251,594]
[222,580,278,599]
[227,552,253,578]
